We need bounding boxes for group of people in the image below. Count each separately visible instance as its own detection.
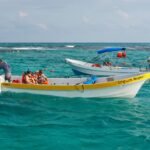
[0,59,49,84]
[22,70,48,84]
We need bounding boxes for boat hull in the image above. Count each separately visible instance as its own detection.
[66,58,142,76]
[1,80,145,98]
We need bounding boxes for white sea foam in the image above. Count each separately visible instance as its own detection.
[12,47,45,50]
[0,46,64,51]
[65,45,75,48]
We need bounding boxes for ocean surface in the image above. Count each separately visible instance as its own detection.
[0,43,150,149]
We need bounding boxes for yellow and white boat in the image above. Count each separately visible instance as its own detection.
[0,73,150,98]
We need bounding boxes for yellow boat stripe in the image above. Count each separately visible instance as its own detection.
[1,73,150,91]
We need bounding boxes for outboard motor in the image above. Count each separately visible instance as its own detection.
[0,75,5,93]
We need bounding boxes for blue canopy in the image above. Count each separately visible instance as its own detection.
[97,47,126,54]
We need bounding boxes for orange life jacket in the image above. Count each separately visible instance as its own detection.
[22,74,26,83]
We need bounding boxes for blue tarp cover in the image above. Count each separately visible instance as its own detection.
[83,76,98,84]
[97,47,126,54]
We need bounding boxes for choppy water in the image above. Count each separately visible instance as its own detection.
[0,43,150,149]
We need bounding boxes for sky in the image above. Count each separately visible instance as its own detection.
[0,0,150,42]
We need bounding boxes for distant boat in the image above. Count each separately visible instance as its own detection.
[66,47,147,76]
[0,73,150,98]
[66,58,144,76]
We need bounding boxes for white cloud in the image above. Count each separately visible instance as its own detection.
[117,10,129,19]
[82,16,95,25]
[1,0,150,42]
[122,0,138,2]
[37,23,48,30]
[19,11,28,17]
[83,16,90,23]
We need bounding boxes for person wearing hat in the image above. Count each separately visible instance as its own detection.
[0,59,11,82]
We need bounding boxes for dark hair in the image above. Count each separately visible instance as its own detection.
[39,70,43,74]
[26,71,32,74]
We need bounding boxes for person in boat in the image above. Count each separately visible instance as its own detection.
[103,57,112,66]
[0,59,11,82]
[22,71,36,84]
[22,72,26,83]
[103,61,112,66]
[31,72,38,84]
[36,70,48,84]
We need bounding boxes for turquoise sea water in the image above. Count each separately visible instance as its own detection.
[0,43,150,149]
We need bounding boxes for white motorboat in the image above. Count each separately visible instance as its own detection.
[66,47,147,76]
[66,58,144,76]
